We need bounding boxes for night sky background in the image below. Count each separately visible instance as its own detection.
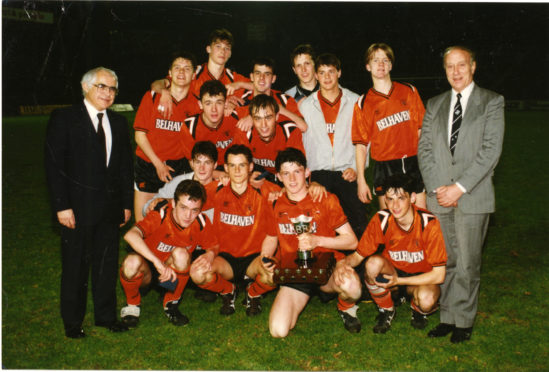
[3,1,548,114]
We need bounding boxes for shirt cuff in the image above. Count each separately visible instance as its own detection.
[455,182,467,193]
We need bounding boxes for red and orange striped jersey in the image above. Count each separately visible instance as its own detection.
[134,90,200,162]
[352,82,425,161]
[272,192,347,267]
[318,90,342,145]
[233,122,304,174]
[136,203,218,262]
[213,184,276,257]
[190,63,250,99]
[235,89,303,123]
[356,206,446,274]
[182,113,241,165]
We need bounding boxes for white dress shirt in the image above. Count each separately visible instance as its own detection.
[84,98,112,165]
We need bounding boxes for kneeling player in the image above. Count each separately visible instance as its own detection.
[190,144,278,317]
[120,180,218,327]
[262,148,362,338]
[341,174,446,334]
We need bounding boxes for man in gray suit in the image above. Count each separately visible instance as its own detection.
[417,46,504,343]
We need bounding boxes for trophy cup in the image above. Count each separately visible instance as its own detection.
[290,214,314,268]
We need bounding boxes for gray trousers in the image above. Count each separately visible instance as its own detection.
[432,207,490,328]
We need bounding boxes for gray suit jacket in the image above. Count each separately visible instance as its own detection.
[418,84,505,214]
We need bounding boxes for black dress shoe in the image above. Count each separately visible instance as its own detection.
[427,323,455,338]
[96,320,129,333]
[65,326,86,339]
[451,327,472,343]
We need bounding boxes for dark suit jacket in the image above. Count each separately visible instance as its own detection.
[45,102,134,225]
[417,84,505,214]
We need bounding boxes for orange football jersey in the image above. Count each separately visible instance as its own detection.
[134,90,200,162]
[273,192,347,267]
[136,203,218,262]
[213,184,276,257]
[356,205,446,273]
[352,82,425,161]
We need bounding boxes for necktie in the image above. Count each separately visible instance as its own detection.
[97,113,107,165]
[450,93,462,156]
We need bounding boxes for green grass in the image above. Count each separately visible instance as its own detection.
[2,111,549,370]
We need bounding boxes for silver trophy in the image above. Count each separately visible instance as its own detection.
[290,214,314,266]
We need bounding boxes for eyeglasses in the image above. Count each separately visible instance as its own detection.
[93,83,118,95]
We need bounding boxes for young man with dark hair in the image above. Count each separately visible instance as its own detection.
[182,80,242,169]
[133,52,200,221]
[340,174,447,334]
[234,94,305,186]
[153,29,252,119]
[120,180,219,327]
[352,43,426,210]
[285,44,319,102]
[261,147,362,337]
[299,53,367,239]
[235,57,307,132]
[190,144,278,317]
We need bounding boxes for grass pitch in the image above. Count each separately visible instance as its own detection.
[2,110,548,370]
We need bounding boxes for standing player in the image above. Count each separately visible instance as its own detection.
[182,80,242,172]
[120,180,219,327]
[341,174,446,334]
[234,94,305,186]
[285,44,320,103]
[352,43,426,210]
[235,57,307,132]
[133,51,199,222]
[153,29,252,118]
[299,53,367,239]
[263,148,363,338]
[190,144,278,317]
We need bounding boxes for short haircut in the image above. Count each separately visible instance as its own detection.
[290,44,316,67]
[224,144,253,164]
[249,94,279,116]
[169,50,197,71]
[207,28,234,47]
[251,56,276,74]
[381,174,415,196]
[315,53,341,72]
[443,45,476,67]
[191,140,218,163]
[275,147,307,172]
[365,43,395,65]
[174,179,207,206]
[199,80,227,100]
[81,67,118,96]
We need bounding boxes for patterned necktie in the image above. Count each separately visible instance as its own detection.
[97,113,107,165]
[450,93,462,156]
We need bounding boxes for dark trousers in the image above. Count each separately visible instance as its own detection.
[60,221,120,330]
[310,170,368,239]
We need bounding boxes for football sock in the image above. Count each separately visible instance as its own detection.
[199,273,234,295]
[163,267,190,307]
[337,297,356,312]
[120,270,144,306]
[366,282,394,310]
[247,275,276,298]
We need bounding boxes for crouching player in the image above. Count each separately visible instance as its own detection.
[263,148,362,338]
[341,174,446,334]
[190,144,278,317]
[120,180,218,327]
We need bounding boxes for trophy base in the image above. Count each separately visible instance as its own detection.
[273,252,335,285]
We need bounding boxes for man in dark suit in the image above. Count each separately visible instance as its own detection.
[418,46,504,343]
[45,67,134,338]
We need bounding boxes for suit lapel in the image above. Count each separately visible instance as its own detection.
[435,91,452,156]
